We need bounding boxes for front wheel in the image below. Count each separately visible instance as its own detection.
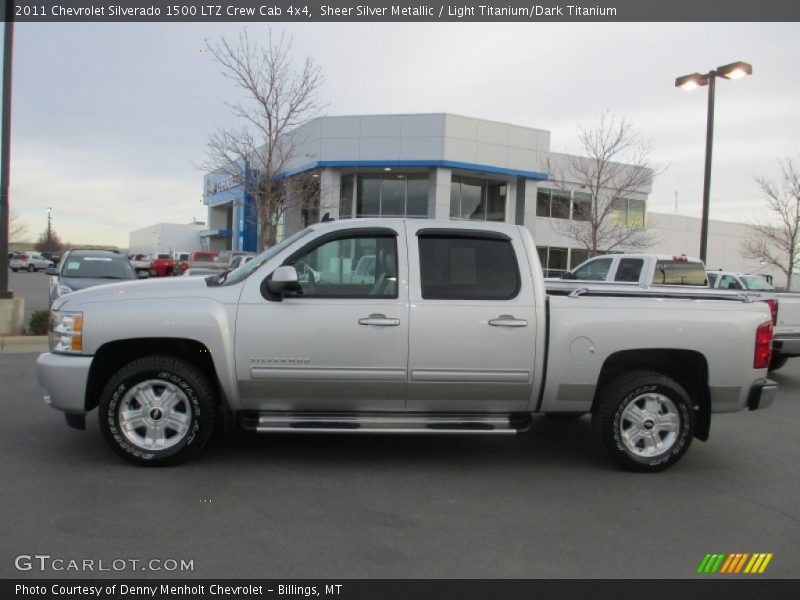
[592,371,694,472]
[27,264,35,272]
[98,356,216,466]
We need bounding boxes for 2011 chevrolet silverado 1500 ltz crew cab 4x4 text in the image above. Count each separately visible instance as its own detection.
[37,220,777,472]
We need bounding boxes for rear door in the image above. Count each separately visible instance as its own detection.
[406,223,536,412]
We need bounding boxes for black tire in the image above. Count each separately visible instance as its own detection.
[11,268,17,272]
[27,264,35,272]
[98,356,216,466]
[592,371,694,473]
[545,412,587,421]
[769,355,789,372]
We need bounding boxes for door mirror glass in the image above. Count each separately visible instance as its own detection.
[46,267,58,276]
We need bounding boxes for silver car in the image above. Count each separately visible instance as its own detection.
[10,251,53,272]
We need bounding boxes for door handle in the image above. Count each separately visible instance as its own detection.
[488,315,528,327]
[359,314,400,327]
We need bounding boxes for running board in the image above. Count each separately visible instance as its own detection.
[239,412,531,435]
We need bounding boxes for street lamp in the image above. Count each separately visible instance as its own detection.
[675,61,752,263]
[46,207,52,249]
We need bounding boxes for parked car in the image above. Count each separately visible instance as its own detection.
[707,270,800,371]
[128,254,151,273]
[149,253,175,277]
[37,219,775,471]
[227,253,256,270]
[47,249,144,306]
[173,251,223,276]
[10,251,53,272]
[547,253,708,290]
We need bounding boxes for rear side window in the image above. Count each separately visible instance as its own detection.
[652,261,707,286]
[614,258,644,282]
[419,236,519,300]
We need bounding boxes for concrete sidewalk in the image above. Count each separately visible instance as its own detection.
[0,336,47,354]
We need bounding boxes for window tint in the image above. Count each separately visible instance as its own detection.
[572,257,613,281]
[290,235,398,298]
[707,272,718,287]
[614,258,644,282]
[719,274,742,290]
[61,256,135,279]
[419,236,519,300]
[740,276,774,291]
[651,261,707,286]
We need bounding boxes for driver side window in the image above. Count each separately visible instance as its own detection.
[572,257,613,281]
[289,234,398,298]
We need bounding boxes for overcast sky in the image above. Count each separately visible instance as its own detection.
[8,22,800,247]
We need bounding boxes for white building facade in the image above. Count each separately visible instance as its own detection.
[203,113,785,287]
[128,223,206,256]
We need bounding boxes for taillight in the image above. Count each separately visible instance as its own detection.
[754,321,773,369]
[763,298,778,326]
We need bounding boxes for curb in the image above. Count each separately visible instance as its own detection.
[0,336,48,354]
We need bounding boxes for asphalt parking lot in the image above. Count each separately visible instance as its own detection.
[1,352,799,580]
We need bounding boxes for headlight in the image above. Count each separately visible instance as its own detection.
[49,311,84,354]
[56,284,73,297]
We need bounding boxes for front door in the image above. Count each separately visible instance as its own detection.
[235,225,409,412]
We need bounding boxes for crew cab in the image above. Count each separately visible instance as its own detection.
[707,270,800,371]
[37,220,776,472]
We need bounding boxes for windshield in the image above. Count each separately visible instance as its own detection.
[61,255,136,279]
[222,228,313,286]
[740,276,774,291]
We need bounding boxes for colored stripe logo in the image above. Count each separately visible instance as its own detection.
[697,553,773,574]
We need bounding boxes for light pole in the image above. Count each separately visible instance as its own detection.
[675,61,752,263]
[46,207,52,249]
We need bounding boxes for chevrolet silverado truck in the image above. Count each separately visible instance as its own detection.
[37,220,776,471]
[707,270,800,371]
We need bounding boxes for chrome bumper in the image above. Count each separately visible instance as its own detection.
[772,333,800,356]
[36,352,93,416]
[747,378,778,410]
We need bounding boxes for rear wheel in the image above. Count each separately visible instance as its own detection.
[10,268,17,272]
[769,355,789,372]
[592,371,694,472]
[98,356,216,466]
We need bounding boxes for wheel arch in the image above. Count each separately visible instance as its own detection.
[85,338,225,413]
[592,349,711,441]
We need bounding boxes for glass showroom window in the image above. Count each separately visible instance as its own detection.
[450,176,506,221]
[536,188,579,220]
[572,192,592,222]
[610,197,646,227]
[341,173,428,218]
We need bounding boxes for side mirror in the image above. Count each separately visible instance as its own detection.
[263,266,302,300]
[46,267,58,276]
[138,271,150,279]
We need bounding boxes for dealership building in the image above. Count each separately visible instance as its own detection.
[201,113,781,286]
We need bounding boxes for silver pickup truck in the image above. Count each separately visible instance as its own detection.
[37,220,776,472]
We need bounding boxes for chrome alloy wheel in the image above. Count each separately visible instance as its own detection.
[118,380,191,451]
[618,393,681,458]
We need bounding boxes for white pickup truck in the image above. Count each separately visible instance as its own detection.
[37,220,776,472]
[707,270,800,371]
[546,253,708,289]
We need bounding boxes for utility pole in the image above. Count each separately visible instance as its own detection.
[0,13,14,300]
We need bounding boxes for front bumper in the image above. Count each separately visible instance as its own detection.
[36,352,93,416]
[747,378,778,410]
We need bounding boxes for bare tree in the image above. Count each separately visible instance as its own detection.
[547,112,660,256]
[34,226,64,253]
[9,208,28,243]
[202,28,324,249]
[742,157,800,290]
